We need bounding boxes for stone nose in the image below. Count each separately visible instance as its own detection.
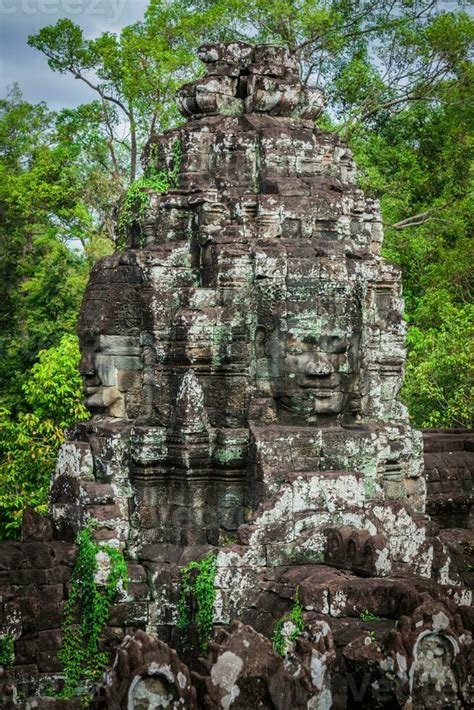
[79,352,96,376]
[304,353,333,376]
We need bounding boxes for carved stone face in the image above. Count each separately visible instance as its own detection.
[79,333,115,416]
[77,257,144,419]
[267,278,362,419]
[281,333,356,415]
[79,333,142,418]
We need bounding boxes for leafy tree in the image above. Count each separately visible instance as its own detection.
[28,1,235,186]
[351,58,473,426]
[0,335,88,539]
[403,305,473,428]
[22,334,89,428]
[0,87,111,409]
[0,89,111,538]
[55,102,124,245]
[30,2,472,168]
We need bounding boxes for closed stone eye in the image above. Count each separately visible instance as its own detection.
[319,336,348,354]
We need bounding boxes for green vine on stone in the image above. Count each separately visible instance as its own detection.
[58,523,128,704]
[0,633,14,668]
[177,552,217,652]
[272,587,305,657]
[117,138,181,248]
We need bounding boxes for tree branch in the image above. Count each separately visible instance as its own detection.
[390,202,451,230]
[69,68,130,118]
[100,99,120,181]
[38,49,130,119]
[360,84,444,121]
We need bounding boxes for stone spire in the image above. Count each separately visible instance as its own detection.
[176,41,324,120]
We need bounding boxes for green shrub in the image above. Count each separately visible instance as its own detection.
[117,139,181,247]
[403,304,473,428]
[0,334,88,539]
[0,633,14,668]
[272,588,305,657]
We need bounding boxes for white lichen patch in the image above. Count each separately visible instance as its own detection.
[210,651,243,709]
[94,549,112,587]
[374,546,391,576]
[329,590,347,617]
[55,442,94,481]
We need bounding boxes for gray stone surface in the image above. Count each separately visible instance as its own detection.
[1,41,472,709]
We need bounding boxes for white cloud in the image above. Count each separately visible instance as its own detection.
[0,0,149,108]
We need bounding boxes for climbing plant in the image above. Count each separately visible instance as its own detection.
[58,524,128,703]
[272,587,305,657]
[117,139,181,247]
[0,633,14,668]
[177,551,218,652]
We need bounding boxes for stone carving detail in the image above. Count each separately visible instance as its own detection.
[68,41,429,551]
[104,630,197,708]
[176,42,324,121]
[1,41,469,707]
[106,623,336,709]
[343,599,473,708]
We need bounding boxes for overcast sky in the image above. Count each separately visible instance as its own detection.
[0,1,468,112]
[0,0,149,110]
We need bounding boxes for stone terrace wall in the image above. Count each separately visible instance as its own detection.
[0,510,149,705]
[1,430,472,706]
[423,429,473,529]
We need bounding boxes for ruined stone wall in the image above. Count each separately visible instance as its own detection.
[423,429,473,529]
[0,510,151,704]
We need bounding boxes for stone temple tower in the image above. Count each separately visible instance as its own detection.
[64,41,426,545]
[38,41,471,708]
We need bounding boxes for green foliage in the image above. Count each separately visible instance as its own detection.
[351,69,473,427]
[27,3,236,185]
[55,101,126,247]
[177,552,218,652]
[0,633,14,668]
[30,2,473,142]
[23,334,88,428]
[0,87,111,408]
[0,88,104,540]
[58,524,128,703]
[117,139,181,247]
[0,335,88,539]
[360,609,382,622]
[272,587,305,657]
[0,235,89,409]
[403,305,474,428]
